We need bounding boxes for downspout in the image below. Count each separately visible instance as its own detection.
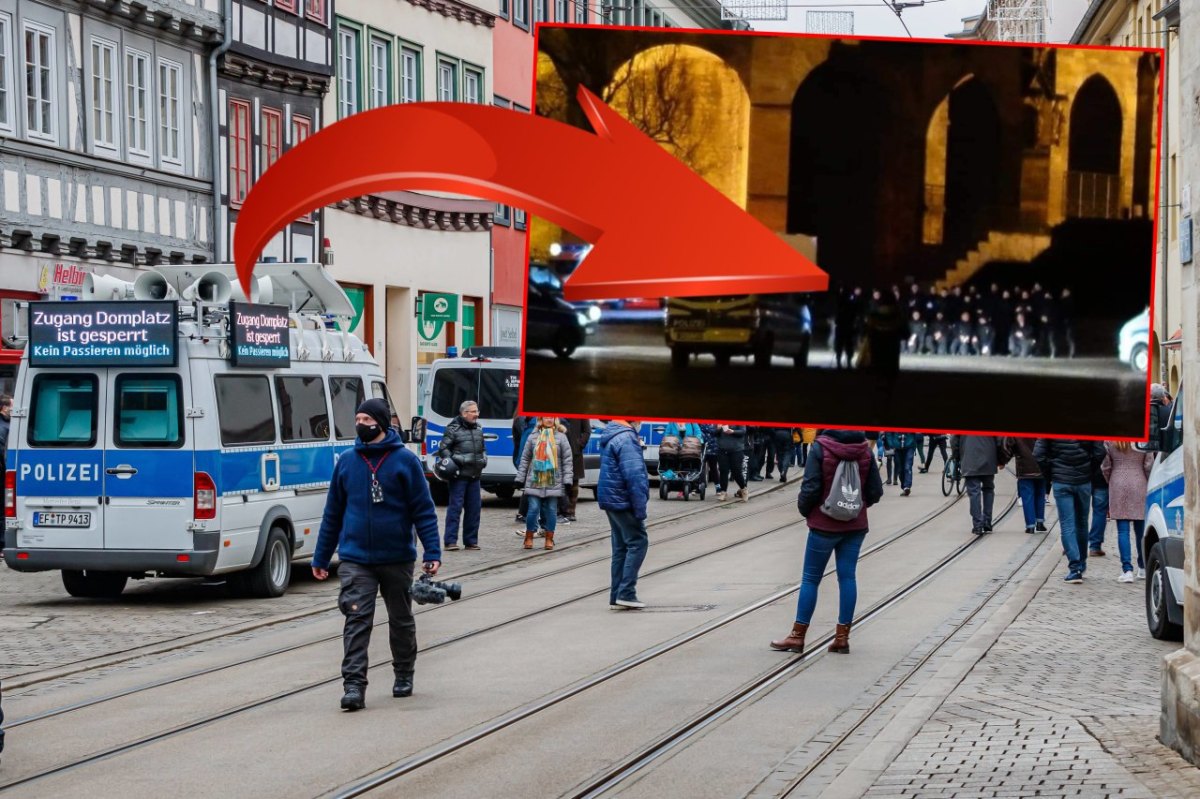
[209,0,235,263]
[1159,17,1170,386]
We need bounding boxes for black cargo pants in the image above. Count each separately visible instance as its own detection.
[338,561,416,689]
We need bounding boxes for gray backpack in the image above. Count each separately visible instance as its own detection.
[821,458,863,521]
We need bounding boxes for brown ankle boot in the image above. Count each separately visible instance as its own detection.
[770,622,808,652]
[544,531,555,550]
[829,623,851,654]
[523,532,535,550]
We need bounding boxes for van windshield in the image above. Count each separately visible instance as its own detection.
[430,367,520,420]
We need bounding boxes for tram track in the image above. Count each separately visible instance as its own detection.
[323,488,977,799]
[3,483,797,692]
[5,494,798,728]
[1,486,969,796]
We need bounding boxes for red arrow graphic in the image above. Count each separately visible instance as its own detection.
[233,85,828,302]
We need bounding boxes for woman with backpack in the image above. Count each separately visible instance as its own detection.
[771,430,883,655]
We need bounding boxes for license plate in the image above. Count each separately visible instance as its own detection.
[673,332,706,342]
[33,511,92,528]
[670,319,706,329]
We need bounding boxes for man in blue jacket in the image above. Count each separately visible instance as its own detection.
[882,431,919,496]
[312,398,442,711]
[598,420,650,609]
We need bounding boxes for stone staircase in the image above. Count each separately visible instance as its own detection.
[935,231,1053,290]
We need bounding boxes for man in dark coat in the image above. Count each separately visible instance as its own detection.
[715,424,748,502]
[598,420,650,608]
[312,398,441,711]
[1034,438,1107,583]
[437,400,487,550]
[952,435,1006,534]
[561,417,592,522]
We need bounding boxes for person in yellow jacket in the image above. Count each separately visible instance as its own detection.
[798,428,817,468]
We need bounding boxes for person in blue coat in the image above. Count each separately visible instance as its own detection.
[882,431,920,496]
[312,398,442,712]
[598,420,650,609]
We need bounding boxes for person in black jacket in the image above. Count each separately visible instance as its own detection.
[715,425,748,502]
[437,400,487,551]
[1034,438,1106,583]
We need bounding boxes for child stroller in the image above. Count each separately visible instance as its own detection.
[657,434,707,501]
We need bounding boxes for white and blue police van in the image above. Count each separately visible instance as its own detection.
[412,347,522,505]
[1143,388,1185,640]
[2,263,397,599]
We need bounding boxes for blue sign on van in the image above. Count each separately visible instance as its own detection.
[229,301,291,368]
[28,301,177,367]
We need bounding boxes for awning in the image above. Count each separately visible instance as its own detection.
[1165,326,1182,350]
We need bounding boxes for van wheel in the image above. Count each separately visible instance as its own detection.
[62,570,127,599]
[553,331,577,358]
[714,352,731,368]
[1147,542,1182,640]
[242,528,292,599]
[1130,344,1148,373]
[492,485,516,502]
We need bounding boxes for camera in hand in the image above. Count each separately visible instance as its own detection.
[412,573,463,605]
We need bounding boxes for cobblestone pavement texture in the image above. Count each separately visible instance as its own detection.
[0,476,794,681]
[856,531,1198,799]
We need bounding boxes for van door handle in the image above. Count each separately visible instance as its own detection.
[483,434,499,441]
[106,465,138,478]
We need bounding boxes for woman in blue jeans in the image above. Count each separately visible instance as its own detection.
[771,430,883,655]
[1102,440,1155,582]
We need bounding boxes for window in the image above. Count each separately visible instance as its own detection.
[400,46,420,102]
[337,25,360,119]
[0,15,13,131]
[499,0,510,19]
[464,67,483,104]
[513,104,529,228]
[437,60,457,101]
[329,377,365,439]
[430,367,477,419]
[576,0,588,23]
[370,381,396,423]
[261,106,282,175]
[115,375,184,448]
[125,48,151,156]
[369,36,390,108]
[23,22,56,140]
[216,375,276,446]
[90,37,118,150]
[556,0,568,21]
[276,0,298,11]
[158,58,183,166]
[514,0,529,27]
[29,375,98,448]
[494,203,510,226]
[535,0,547,23]
[228,98,251,206]
[306,0,327,24]
[292,113,311,147]
[275,376,330,442]
[477,369,520,420]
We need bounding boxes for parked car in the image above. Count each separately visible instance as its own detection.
[526,264,597,358]
[1119,307,1151,373]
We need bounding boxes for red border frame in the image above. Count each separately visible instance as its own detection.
[516,23,1165,443]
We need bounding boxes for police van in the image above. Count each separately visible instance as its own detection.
[1143,388,1185,640]
[2,263,395,599]
[412,348,521,504]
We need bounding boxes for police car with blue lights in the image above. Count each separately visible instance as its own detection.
[1143,388,1185,640]
[2,264,396,599]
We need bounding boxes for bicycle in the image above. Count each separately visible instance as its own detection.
[942,457,965,497]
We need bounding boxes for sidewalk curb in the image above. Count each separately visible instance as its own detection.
[817,531,1064,799]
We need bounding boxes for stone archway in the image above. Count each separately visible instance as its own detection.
[1066,74,1123,218]
[787,63,888,285]
[943,77,1003,254]
[1133,53,1159,219]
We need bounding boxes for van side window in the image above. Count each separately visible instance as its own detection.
[1163,396,1184,455]
[371,381,396,423]
[329,377,364,440]
[115,375,184,448]
[276,376,330,442]
[29,374,98,447]
[216,375,276,447]
[477,368,520,419]
[431,367,477,418]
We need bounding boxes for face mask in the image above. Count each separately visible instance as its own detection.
[357,423,381,441]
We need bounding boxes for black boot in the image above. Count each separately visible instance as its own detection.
[341,685,365,711]
[393,676,413,698]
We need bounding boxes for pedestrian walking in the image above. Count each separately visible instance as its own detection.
[918,433,949,474]
[701,423,721,490]
[883,438,896,486]
[952,435,1006,534]
[748,427,768,482]
[561,417,591,523]
[770,426,793,482]
[1035,438,1106,583]
[1088,461,1110,558]
[1102,441,1155,582]
[801,427,817,467]
[714,424,749,502]
[515,417,573,551]
[597,420,650,609]
[882,431,918,495]
[1003,436,1047,534]
[770,430,883,655]
[438,401,487,550]
[311,399,442,711]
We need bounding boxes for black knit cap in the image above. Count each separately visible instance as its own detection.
[357,398,392,432]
